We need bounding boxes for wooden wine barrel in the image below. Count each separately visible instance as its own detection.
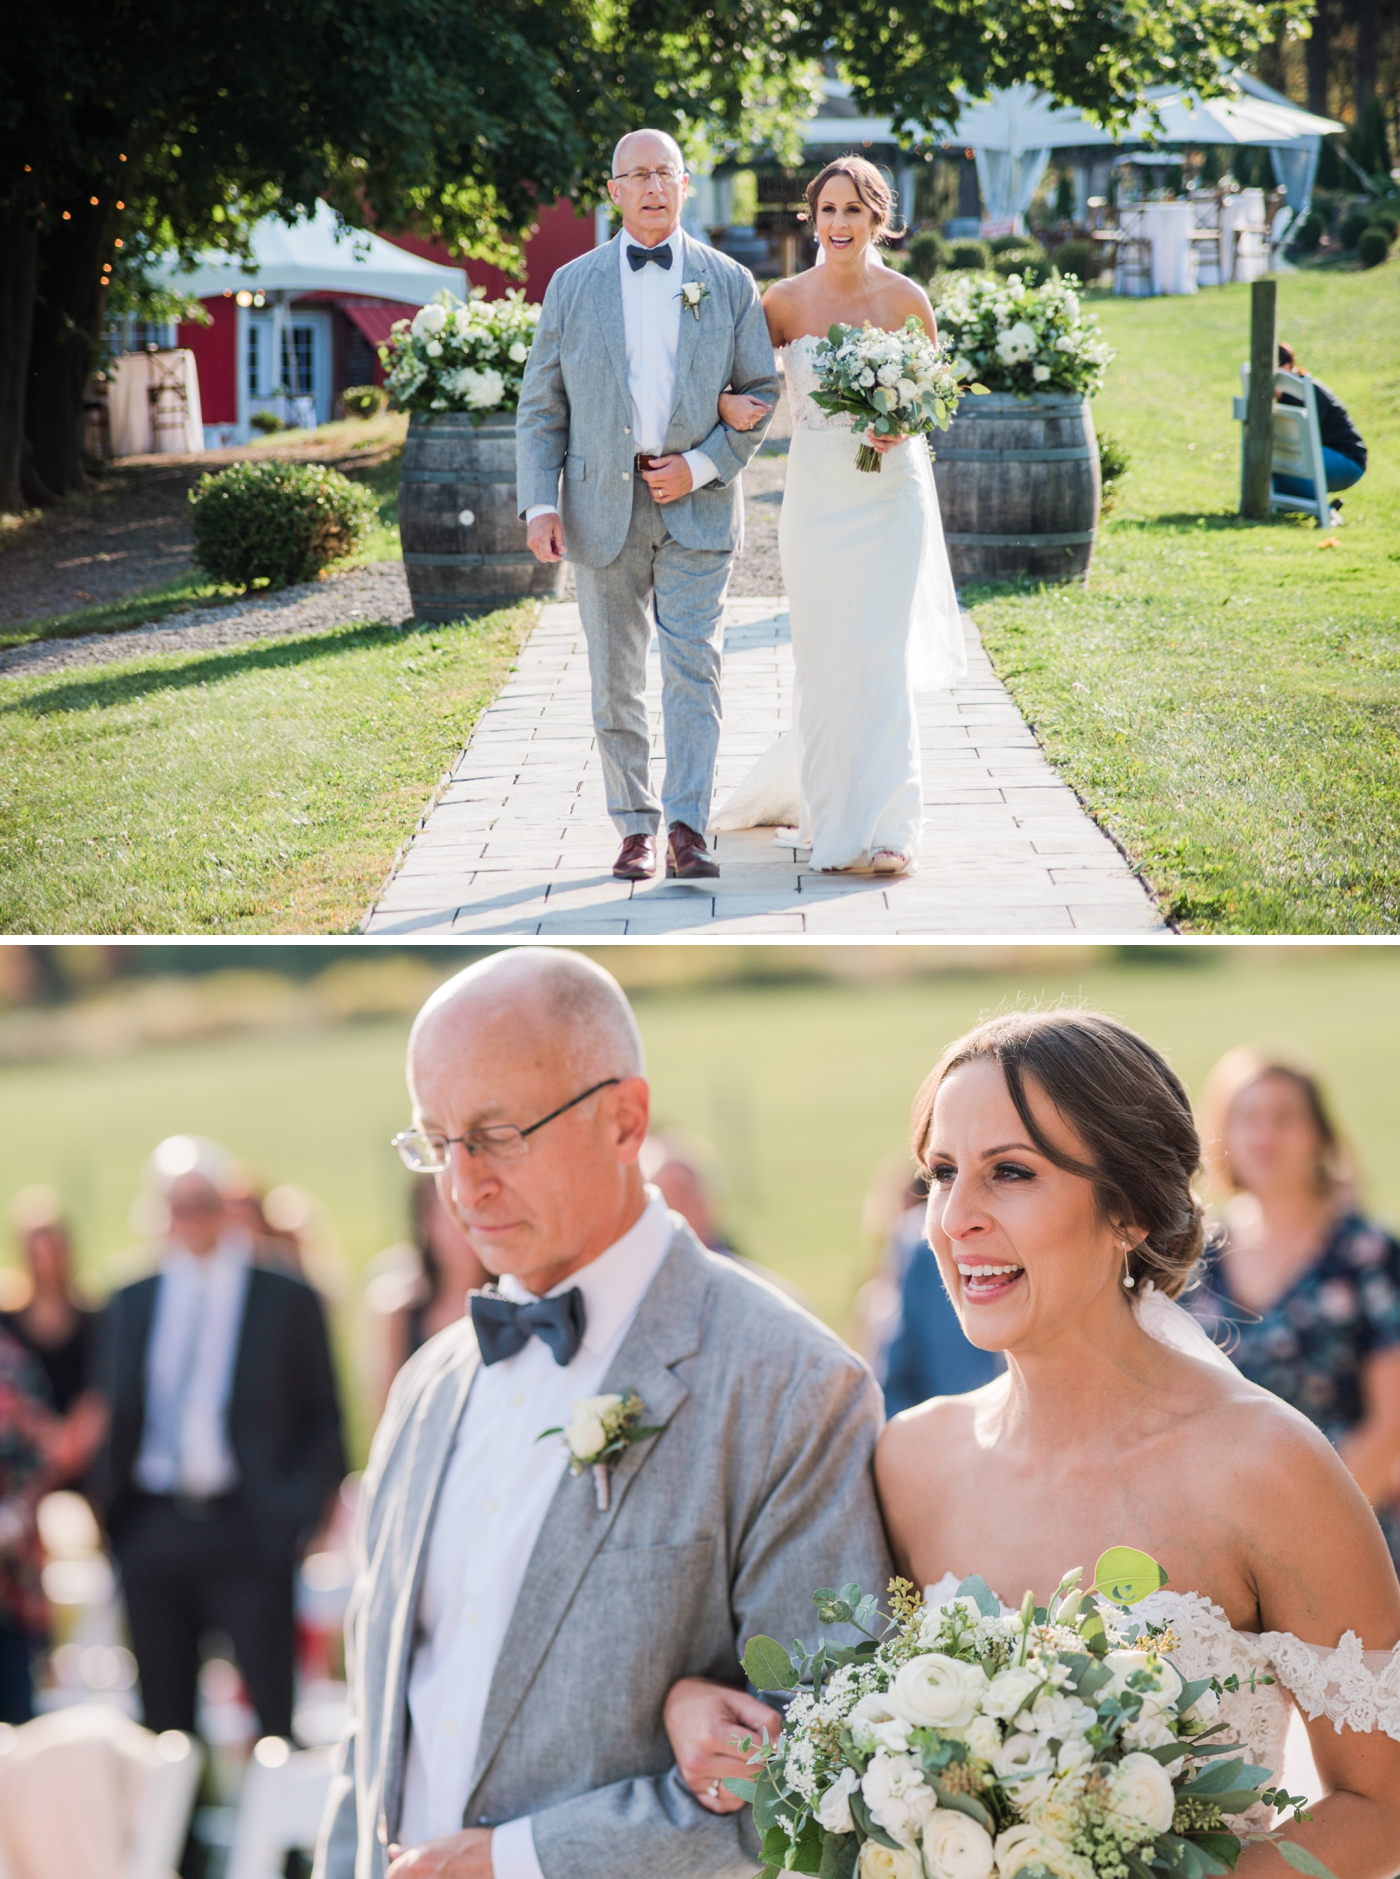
[398,412,566,622]
[931,393,1101,585]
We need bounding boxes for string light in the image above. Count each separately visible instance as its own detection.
[89,195,98,205]
[62,210,71,220]
[115,200,124,210]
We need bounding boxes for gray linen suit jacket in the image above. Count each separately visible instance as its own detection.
[314,1225,890,1879]
[514,230,780,568]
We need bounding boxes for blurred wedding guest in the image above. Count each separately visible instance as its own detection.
[873,1171,1005,1416]
[1273,341,1367,509]
[1190,1049,1400,1559]
[90,1135,346,1740]
[224,1165,304,1275]
[639,1132,738,1255]
[0,1323,53,1724]
[366,1178,490,1414]
[1,1191,107,1484]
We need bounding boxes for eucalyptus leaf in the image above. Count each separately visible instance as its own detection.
[1183,1835,1242,1871]
[931,1783,992,1830]
[724,1779,758,1801]
[1180,1758,1245,1795]
[850,1792,901,1852]
[1274,1843,1339,1879]
[1091,1546,1169,1606]
[754,1768,791,1831]
[956,1574,1001,1618]
[819,1833,859,1879]
[744,1637,799,1692]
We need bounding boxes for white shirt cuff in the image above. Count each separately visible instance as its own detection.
[490,1818,543,1879]
[524,505,558,523]
[682,449,719,490]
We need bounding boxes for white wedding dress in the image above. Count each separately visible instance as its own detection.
[926,1288,1400,1823]
[709,335,965,871]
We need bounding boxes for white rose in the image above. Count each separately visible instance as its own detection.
[1032,364,1051,382]
[859,1844,922,1879]
[425,340,443,358]
[572,1393,623,1420]
[859,369,876,388]
[509,341,529,363]
[566,1416,605,1458]
[964,1714,1003,1764]
[891,1654,988,1730]
[992,1731,1055,1803]
[411,302,448,337]
[982,1666,1041,1723]
[816,1767,860,1833]
[1107,1752,1175,1834]
[924,1810,996,1879]
[994,1824,1056,1879]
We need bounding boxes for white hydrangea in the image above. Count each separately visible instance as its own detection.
[411,302,449,337]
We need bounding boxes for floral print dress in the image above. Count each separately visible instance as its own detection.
[1189,1211,1400,1561]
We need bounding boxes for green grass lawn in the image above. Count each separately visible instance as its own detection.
[968,260,1400,934]
[1,945,1396,1462]
[0,607,532,934]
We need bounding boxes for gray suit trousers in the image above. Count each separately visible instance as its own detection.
[573,475,733,839]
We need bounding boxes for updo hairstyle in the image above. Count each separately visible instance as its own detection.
[802,156,903,246]
[910,1008,1206,1297]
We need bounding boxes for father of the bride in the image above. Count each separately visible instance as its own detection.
[314,948,888,1879]
[516,131,779,883]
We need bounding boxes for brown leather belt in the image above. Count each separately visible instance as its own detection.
[634,452,662,473]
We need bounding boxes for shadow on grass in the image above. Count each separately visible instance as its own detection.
[0,575,242,650]
[1,618,426,719]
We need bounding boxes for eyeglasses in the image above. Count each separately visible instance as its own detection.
[392,1078,622,1172]
[611,167,684,186]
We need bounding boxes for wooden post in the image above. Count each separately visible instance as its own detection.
[1240,277,1278,519]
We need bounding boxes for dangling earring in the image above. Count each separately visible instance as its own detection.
[1121,1240,1136,1290]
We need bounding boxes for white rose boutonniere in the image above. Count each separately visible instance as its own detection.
[678,279,710,321]
[538,1387,661,1509]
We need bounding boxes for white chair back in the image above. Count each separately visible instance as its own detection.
[1233,365,1331,526]
[0,1708,201,1879]
[226,1739,336,1879]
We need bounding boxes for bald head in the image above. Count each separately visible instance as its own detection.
[612,128,685,179]
[411,949,643,1085]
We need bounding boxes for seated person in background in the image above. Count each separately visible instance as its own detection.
[1273,340,1367,509]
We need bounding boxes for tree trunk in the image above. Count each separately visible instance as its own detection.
[25,189,116,498]
[1354,0,1378,114]
[0,195,40,515]
[1306,0,1333,117]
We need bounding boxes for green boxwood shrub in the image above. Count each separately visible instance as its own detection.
[1357,224,1392,267]
[189,460,379,589]
[1097,431,1130,512]
[249,410,288,434]
[988,233,1030,255]
[1367,202,1400,235]
[948,237,992,271]
[1290,210,1325,253]
[1339,209,1371,249]
[1053,237,1102,283]
[907,228,949,279]
[342,384,387,418]
[993,246,1050,284]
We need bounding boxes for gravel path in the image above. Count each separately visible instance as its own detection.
[0,561,412,682]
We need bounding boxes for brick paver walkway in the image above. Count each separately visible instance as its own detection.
[361,599,1164,937]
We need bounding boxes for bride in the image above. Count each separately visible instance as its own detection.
[709,157,964,876]
[662,1009,1400,1872]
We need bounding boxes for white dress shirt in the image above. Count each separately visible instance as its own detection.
[397,1191,675,1879]
[524,232,718,524]
[135,1231,252,1497]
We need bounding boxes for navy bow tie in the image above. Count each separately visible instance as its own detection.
[627,242,673,271]
[470,1286,586,1367]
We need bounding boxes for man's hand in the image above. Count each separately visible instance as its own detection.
[664,1676,783,1814]
[386,1829,493,1879]
[526,513,566,562]
[641,454,693,505]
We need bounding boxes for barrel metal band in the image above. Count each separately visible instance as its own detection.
[943,530,1096,547]
[399,469,518,484]
[403,551,539,567]
[411,595,532,612]
[934,447,1091,463]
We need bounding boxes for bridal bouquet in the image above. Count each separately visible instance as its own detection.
[932,274,1113,399]
[809,317,968,473]
[730,1552,1331,1879]
[380,289,539,417]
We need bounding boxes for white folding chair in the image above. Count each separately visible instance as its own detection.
[0,1707,201,1879]
[226,1738,337,1879]
[1234,365,1332,526]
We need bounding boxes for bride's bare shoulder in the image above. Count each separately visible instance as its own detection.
[876,1381,1002,1488]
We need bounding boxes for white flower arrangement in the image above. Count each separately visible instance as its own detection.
[678,280,711,321]
[932,274,1113,400]
[809,316,975,473]
[538,1388,660,1509]
[730,1553,1332,1879]
[380,289,539,417]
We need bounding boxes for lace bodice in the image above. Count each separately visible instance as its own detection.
[925,1572,1400,1821]
[783,335,859,433]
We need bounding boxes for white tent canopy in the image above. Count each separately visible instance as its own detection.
[156,198,467,303]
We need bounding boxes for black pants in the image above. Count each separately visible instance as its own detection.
[115,1495,296,1738]
[0,1621,34,1724]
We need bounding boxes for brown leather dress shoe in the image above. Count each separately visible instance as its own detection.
[613,833,657,880]
[666,822,720,879]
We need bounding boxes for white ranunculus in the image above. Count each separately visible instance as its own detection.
[859,1843,923,1879]
[816,1767,860,1833]
[897,378,918,406]
[924,1809,996,1879]
[964,1713,1003,1764]
[994,1824,1057,1879]
[890,1653,988,1729]
[982,1666,1041,1723]
[412,302,449,337]
[992,1731,1054,1804]
[1107,1752,1175,1834]
[1027,1690,1093,1740]
[1104,1650,1183,1713]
